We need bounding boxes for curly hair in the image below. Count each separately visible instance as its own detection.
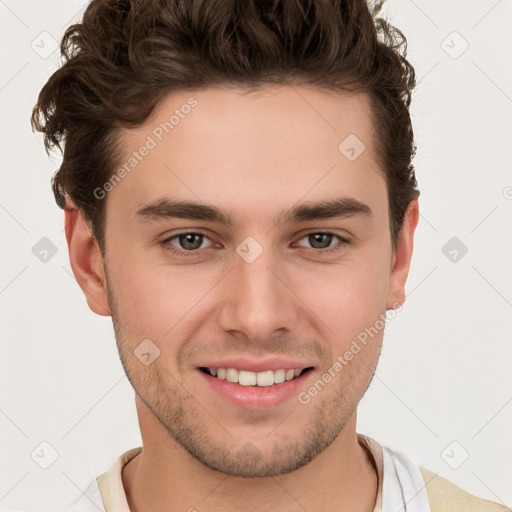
[31,0,419,254]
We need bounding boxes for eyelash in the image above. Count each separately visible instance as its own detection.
[160,231,350,257]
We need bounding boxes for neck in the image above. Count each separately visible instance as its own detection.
[123,399,378,512]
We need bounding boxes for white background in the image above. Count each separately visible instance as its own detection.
[1,0,511,510]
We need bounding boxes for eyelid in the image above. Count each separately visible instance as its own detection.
[160,227,214,240]
[295,228,351,239]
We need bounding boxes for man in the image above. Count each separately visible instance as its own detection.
[31,0,509,510]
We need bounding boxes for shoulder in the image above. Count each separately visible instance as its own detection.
[419,466,511,512]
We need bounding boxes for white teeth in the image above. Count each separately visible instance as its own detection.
[256,370,274,387]
[239,370,257,386]
[226,368,238,383]
[207,367,307,386]
[274,369,286,384]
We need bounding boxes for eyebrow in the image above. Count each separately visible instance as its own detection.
[134,196,372,226]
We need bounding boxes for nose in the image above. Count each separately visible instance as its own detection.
[217,246,300,344]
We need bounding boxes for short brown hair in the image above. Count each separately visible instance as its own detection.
[31,0,419,254]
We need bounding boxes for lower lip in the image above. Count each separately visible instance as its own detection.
[199,369,313,409]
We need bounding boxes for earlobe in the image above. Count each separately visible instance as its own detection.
[386,199,419,310]
[65,201,111,317]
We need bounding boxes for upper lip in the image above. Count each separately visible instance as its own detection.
[198,357,314,373]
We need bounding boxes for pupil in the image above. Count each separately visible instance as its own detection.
[180,233,203,250]
[310,233,331,249]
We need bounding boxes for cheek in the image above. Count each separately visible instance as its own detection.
[293,254,390,343]
[108,250,220,340]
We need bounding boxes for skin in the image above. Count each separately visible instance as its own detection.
[65,84,419,512]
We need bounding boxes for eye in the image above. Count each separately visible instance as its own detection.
[295,232,349,253]
[160,230,350,258]
[161,232,215,255]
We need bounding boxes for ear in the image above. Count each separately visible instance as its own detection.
[386,198,419,310]
[64,200,111,316]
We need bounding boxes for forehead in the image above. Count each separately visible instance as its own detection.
[109,85,386,222]
[121,84,377,157]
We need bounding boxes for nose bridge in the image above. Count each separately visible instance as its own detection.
[218,242,297,341]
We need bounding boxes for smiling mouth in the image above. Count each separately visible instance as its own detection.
[199,367,314,387]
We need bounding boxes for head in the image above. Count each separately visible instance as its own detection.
[32,0,419,477]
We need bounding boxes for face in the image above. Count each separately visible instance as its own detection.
[81,85,415,477]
